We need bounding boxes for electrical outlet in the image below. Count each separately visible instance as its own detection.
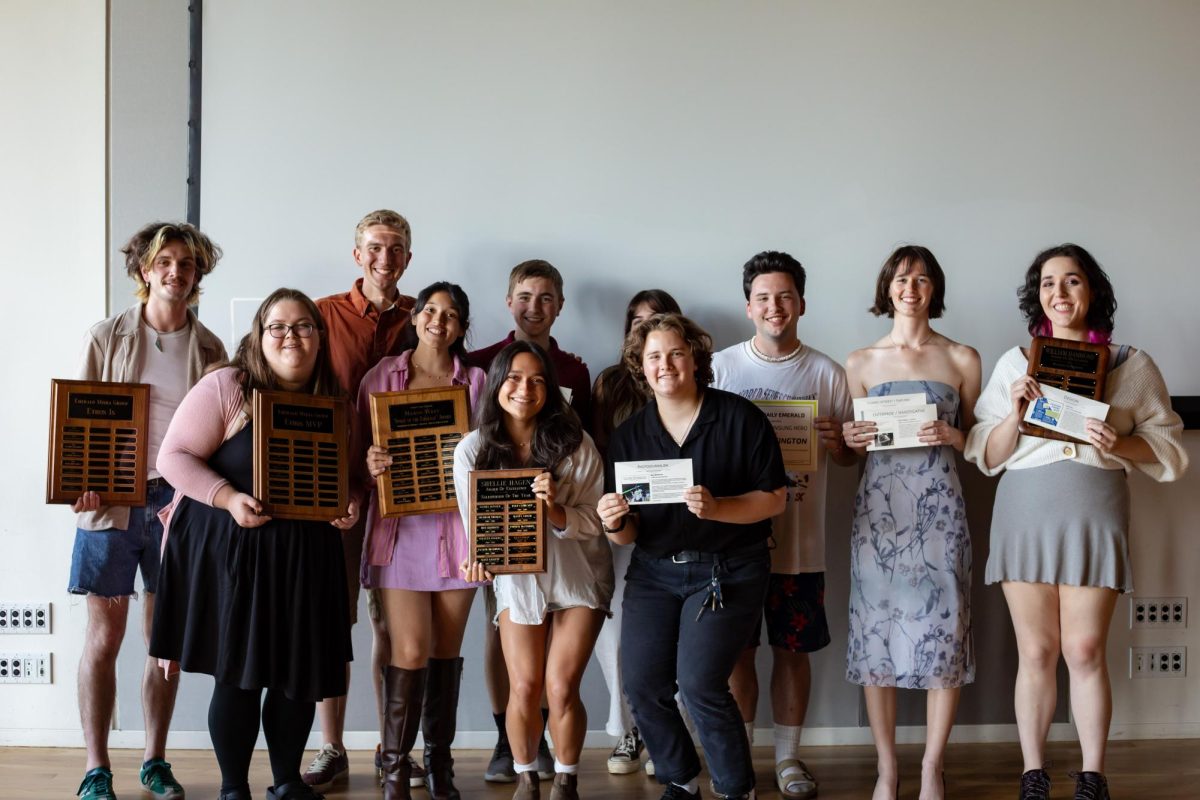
[1130,646,1187,678]
[0,652,52,683]
[0,603,51,634]
[1131,597,1187,628]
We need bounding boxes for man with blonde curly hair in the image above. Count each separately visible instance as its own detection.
[71,221,226,800]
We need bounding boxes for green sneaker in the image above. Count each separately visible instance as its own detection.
[140,758,184,799]
[77,767,117,799]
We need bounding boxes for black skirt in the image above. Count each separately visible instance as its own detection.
[149,424,353,702]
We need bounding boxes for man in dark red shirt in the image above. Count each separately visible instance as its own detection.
[466,258,591,783]
[303,210,417,789]
[467,259,591,424]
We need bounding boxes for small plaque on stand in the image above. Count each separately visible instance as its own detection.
[1019,336,1110,443]
[252,389,349,521]
[46,379,150,505]
[369,386,468,517]
[469,468,545,574]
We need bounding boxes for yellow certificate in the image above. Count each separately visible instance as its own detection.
[753,399,818,473]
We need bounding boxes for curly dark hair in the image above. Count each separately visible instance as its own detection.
[1017,243,1117,337]
[621,313,714,391]
[472,341,582,475]
[742,251,806,300]
[870,245,946,318]
[230,288,342,399]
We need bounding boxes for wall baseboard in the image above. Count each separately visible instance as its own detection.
[3,722,1198,749]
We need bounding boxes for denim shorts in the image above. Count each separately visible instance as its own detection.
[67,480,174,598]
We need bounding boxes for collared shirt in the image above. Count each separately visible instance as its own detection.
[316,278,416,397]
[355,350,486,579]
[605,388,787,557]
[76,302,227,530]
[467,332,592,427]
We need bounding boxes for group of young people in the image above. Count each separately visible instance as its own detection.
[66,210,1186,800]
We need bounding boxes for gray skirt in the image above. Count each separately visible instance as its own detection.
[986,460,1132,592]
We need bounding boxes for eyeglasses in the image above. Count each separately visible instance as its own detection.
[264,322,317,339]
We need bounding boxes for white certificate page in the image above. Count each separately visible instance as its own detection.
[614,458,694,505]
[1022,384,1110,441]
[853,393,938,451]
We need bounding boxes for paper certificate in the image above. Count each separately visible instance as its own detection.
[614,458,693,504]
[852,393,937,451]
[753,399,818,472]
[1022,384,1110,442]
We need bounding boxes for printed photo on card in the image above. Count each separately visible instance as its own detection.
[852,393,938,451]
[614,458,694,504]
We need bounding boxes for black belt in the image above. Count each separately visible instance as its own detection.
[146,477,172,489]
[667,540,766,564]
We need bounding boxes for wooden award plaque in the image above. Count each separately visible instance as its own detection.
[369,386,468,517]
[469,468,546,574]
[252,389,349,521]
[1019,336,1110,443]
[46,379,150,505]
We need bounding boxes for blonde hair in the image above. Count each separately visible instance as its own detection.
[354,209,411,249]
[122,222,221,305]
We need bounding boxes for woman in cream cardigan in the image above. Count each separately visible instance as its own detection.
[964,244,1186,800]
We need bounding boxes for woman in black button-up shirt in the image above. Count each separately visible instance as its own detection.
[597,313,786,800]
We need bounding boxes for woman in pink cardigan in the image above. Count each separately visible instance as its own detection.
[149,288,359,800]
[359,282,486,800]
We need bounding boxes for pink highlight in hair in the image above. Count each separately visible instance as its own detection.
[1033,319,1111,345]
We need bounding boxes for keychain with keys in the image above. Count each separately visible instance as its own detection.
[695,565,725,621]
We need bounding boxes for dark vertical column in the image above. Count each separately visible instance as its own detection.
[186,0,202,226]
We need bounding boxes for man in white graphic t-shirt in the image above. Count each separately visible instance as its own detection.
[712,250,854,800]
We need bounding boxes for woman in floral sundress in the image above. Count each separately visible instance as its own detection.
[842,246,981,800]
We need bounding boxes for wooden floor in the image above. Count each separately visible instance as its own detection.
[7,740,1198,799]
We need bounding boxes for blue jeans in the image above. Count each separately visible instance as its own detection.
[620,542,770,797]
[68,480,174,597]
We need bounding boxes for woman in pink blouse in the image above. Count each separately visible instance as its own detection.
[361,282,486,800]
[149,288,358,800]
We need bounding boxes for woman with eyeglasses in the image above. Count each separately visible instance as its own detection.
[150,289,357,800]
[457,341,613,800]
[359,282,485,800]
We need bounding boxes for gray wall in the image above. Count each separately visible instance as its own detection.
[108,0,1199,741]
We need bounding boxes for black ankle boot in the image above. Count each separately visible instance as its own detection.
[1071,770,1110,800]
[422,657,464,800]
[1019,768,1051,800]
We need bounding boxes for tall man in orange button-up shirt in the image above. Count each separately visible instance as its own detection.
[302,210,418,790]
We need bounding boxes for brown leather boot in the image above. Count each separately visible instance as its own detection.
[548,771,579,800]
[512,770,540,800]
[422,657,464,800]
[381,665,426,800]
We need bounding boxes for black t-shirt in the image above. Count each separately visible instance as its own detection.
[604,388,787,557]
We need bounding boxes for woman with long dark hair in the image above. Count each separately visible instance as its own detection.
[597,313,787,800]
[150,288,357,800]
[456,341,612,800]
[965,244,1186,800]
[590,289,681,774]
[359,282,485,800]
